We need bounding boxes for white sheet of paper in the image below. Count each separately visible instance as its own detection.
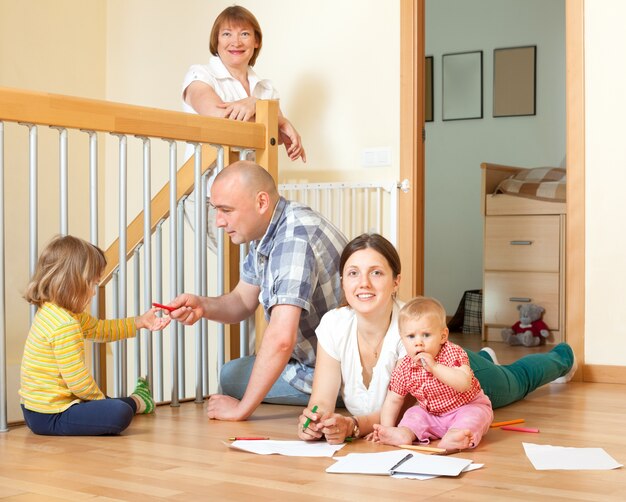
[392,463,484,480]
[326,449,477,478]
[227,440,345,457]
[523,442,623,470]
[326,450,410,475]
[391,452,473,476]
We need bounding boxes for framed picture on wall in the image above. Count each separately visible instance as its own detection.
[425,56,434,122]
[442,50,483,121]
[493,45,537,117]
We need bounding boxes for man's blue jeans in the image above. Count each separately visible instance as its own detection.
[219,356,310,406]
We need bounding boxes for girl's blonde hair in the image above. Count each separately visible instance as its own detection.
[398,296,447,330]
[23,235,106,313]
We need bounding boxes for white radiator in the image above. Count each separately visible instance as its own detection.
[278,181,400,245]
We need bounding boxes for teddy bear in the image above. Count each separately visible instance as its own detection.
[501,303,550,347]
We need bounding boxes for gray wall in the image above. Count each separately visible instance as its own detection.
[424,0,565,315]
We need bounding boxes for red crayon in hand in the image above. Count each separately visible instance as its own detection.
[152,302,175,312]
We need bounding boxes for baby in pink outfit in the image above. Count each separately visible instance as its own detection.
[373,297,493,451]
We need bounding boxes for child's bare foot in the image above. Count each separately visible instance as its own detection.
[438,428,474,451]
[373,424,416,446]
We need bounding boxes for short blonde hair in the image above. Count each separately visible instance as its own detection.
[23,235,106,313]
[209,5,263,66]
[398,296,447,331]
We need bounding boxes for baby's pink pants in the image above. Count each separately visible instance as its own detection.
[398,391,493,448]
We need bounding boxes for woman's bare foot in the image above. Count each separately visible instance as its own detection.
[438,428,474,451]
[373,424,416,446]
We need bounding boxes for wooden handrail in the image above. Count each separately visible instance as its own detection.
[0,86,266,149]
[0,87,279,288]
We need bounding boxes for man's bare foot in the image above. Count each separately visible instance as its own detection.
[438,428,474,451]
[373,424,416,446]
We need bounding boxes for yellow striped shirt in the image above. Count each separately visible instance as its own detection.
[19,302,137,413]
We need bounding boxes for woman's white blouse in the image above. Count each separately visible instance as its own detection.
[181,56,278,115]
[315,300,406,416]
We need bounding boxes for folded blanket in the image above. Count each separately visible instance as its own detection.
[494,167,566,202]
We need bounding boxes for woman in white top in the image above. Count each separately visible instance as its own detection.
[298,233,576,444]
[182,5,305,162]
[298,233,404,444]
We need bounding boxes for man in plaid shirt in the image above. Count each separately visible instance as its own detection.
[373,297,493,451]
[170,161,347,421]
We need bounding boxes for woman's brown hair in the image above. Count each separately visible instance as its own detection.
[23,235,106,313]
[209,5,263,66]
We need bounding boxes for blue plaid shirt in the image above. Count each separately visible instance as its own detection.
[241,197,348,393]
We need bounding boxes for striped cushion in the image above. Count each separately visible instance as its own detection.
[494,167,566,202]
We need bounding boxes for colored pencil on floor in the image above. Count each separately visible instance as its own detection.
[490,418,525,428]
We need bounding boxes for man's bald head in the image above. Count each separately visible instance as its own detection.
[209,161,280,244]
[213,160,278,200]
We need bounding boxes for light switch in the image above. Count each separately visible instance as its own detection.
[361,147,391,167]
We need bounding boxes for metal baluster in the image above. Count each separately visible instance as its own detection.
[165,140,180,407]
[201,169,209,396]
[0,122,7,432]
[50,127,69,235]
[133,248,141,383]
[112,134,128,395]
[239,149,250,358]
[214,146,225,373]
[140,137,153,386]
[21,124,38,321]
[176,198,186,399]
[239,242,249,357]
[191,144,203,403]
[154,221,164,402]
[111,271,121,396]
[85,131,101,386]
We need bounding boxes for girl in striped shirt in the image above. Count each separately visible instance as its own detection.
[19,235,170,435]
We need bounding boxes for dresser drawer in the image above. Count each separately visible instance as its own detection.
[484,215,560,272]
[484,271,560,328]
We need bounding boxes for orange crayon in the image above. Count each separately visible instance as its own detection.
[490,418,525,428]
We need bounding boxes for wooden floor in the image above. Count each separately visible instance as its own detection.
[2,341,626,501]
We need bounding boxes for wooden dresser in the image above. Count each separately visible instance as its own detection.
[481,163,566,343]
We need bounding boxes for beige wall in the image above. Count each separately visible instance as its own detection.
[0,0,107,421]
[584,0,626,366]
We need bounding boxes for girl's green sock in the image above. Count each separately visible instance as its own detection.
[131,377,155,414]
